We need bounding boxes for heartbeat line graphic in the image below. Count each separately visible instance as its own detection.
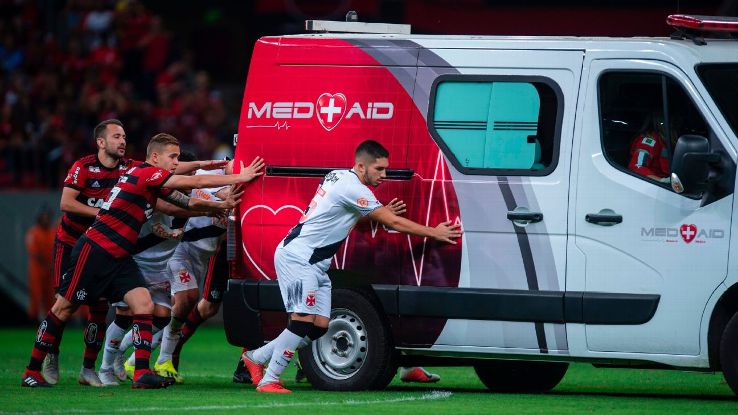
[241,151,459,285]
[246,121,291,130]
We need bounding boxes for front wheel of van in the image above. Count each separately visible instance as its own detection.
[299,289,396,391]
[474,360,568,393]
[719,311,738,396]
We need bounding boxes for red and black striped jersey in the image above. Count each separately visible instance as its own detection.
[56,155,136,246]
[85,163,174,258]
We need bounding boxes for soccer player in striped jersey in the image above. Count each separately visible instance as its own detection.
[21,133,265,389]
[97,151,201,386]
[45,120,229,387]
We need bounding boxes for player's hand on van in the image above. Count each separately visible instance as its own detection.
[386,198,407,216]
[223,184,244,209]
[432,220,462,244]
[234,157,266,183]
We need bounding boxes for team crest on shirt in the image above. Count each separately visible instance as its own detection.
[305,291,316,307]
[76,288,87,301]
[147,171,164,182]
[357,198,369,208]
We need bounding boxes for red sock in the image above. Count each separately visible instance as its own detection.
[27,311,64,372]
[172,307,204,370]
[132,314,153,381]
[82,300,108,369]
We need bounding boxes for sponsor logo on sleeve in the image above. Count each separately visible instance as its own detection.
[147,170,164,182]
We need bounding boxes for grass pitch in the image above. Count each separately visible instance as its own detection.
[1,326,736,414]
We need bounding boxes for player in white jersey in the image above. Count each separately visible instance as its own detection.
[153,166,234,382]
[241,140,462,393]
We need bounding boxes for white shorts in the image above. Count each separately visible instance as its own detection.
[168,244,207,295]
[275,246,332,318]
[112,267,172,309]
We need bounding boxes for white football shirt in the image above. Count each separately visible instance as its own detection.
[181,169,228,255]
[280,169,382,270]
[133,212,182,273]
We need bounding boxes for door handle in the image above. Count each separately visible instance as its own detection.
[585,213,623,225]
[507,211,543,223]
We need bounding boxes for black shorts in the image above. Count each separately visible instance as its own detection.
[52,237,73,291]
[57,236,146,305]
[202,241,228,303]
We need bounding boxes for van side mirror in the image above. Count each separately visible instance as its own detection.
[670,135,719,196]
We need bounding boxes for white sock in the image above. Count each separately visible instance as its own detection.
[260,329,303,385]
[251,341,275,365]
[156,322,181,365]
[99,322,127,370]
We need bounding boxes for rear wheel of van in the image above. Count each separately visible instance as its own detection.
[474,360,568,393]
[299,289,397,391]
[719,311,738,396]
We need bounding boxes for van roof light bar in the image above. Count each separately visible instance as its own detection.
[305,11,411,35]
[667,14,738,45]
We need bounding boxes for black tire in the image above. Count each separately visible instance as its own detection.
[720,311,738,396]
[474,360,568,393]
[299,289,396,391]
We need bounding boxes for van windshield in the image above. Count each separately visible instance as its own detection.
[698,64,738,138]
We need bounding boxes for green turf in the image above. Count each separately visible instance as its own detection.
[1,327,736,414]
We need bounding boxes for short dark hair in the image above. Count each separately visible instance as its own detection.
[179,150,197,162]
[93,119,123,141]
[355,139,389,161]
[147,133,180,157]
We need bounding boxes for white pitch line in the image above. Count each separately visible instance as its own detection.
[10,391,453,414]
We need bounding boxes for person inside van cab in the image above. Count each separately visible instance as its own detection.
[627,113,683,183]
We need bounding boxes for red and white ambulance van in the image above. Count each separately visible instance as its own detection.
[223,15,738,393]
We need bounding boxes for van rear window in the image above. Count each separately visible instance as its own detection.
[429,78,560,175]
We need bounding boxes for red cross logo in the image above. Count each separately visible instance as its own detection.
[680,224,697,243]
[316,93,347,131]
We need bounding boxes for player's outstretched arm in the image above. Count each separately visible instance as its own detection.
[175,159,230,175]
[60,187,99,217]
[161,186,243,213]
[164,158,265,190]
[156,199,211,218]
[367,206,462,244]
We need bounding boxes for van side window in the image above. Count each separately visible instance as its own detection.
[429,78,560,175]
[599,72,712,188]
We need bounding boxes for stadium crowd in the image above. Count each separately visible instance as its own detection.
[0,0,232,189]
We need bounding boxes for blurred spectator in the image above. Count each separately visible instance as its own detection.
[0,0,234,189]
[25,206,56,321]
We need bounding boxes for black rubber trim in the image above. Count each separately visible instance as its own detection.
[223,280,660,326]
[266,166,414,180]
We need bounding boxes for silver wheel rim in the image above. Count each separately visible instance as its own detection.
[311,308,368,380]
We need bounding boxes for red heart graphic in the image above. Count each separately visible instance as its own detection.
[316,93,347,131]
[680,224,697,243]
[241,204,304,279]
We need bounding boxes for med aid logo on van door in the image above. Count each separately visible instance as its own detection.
[640,223,725,244]
[245,93,394,132]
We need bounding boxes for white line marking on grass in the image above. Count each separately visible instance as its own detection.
[14,391,453,414]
